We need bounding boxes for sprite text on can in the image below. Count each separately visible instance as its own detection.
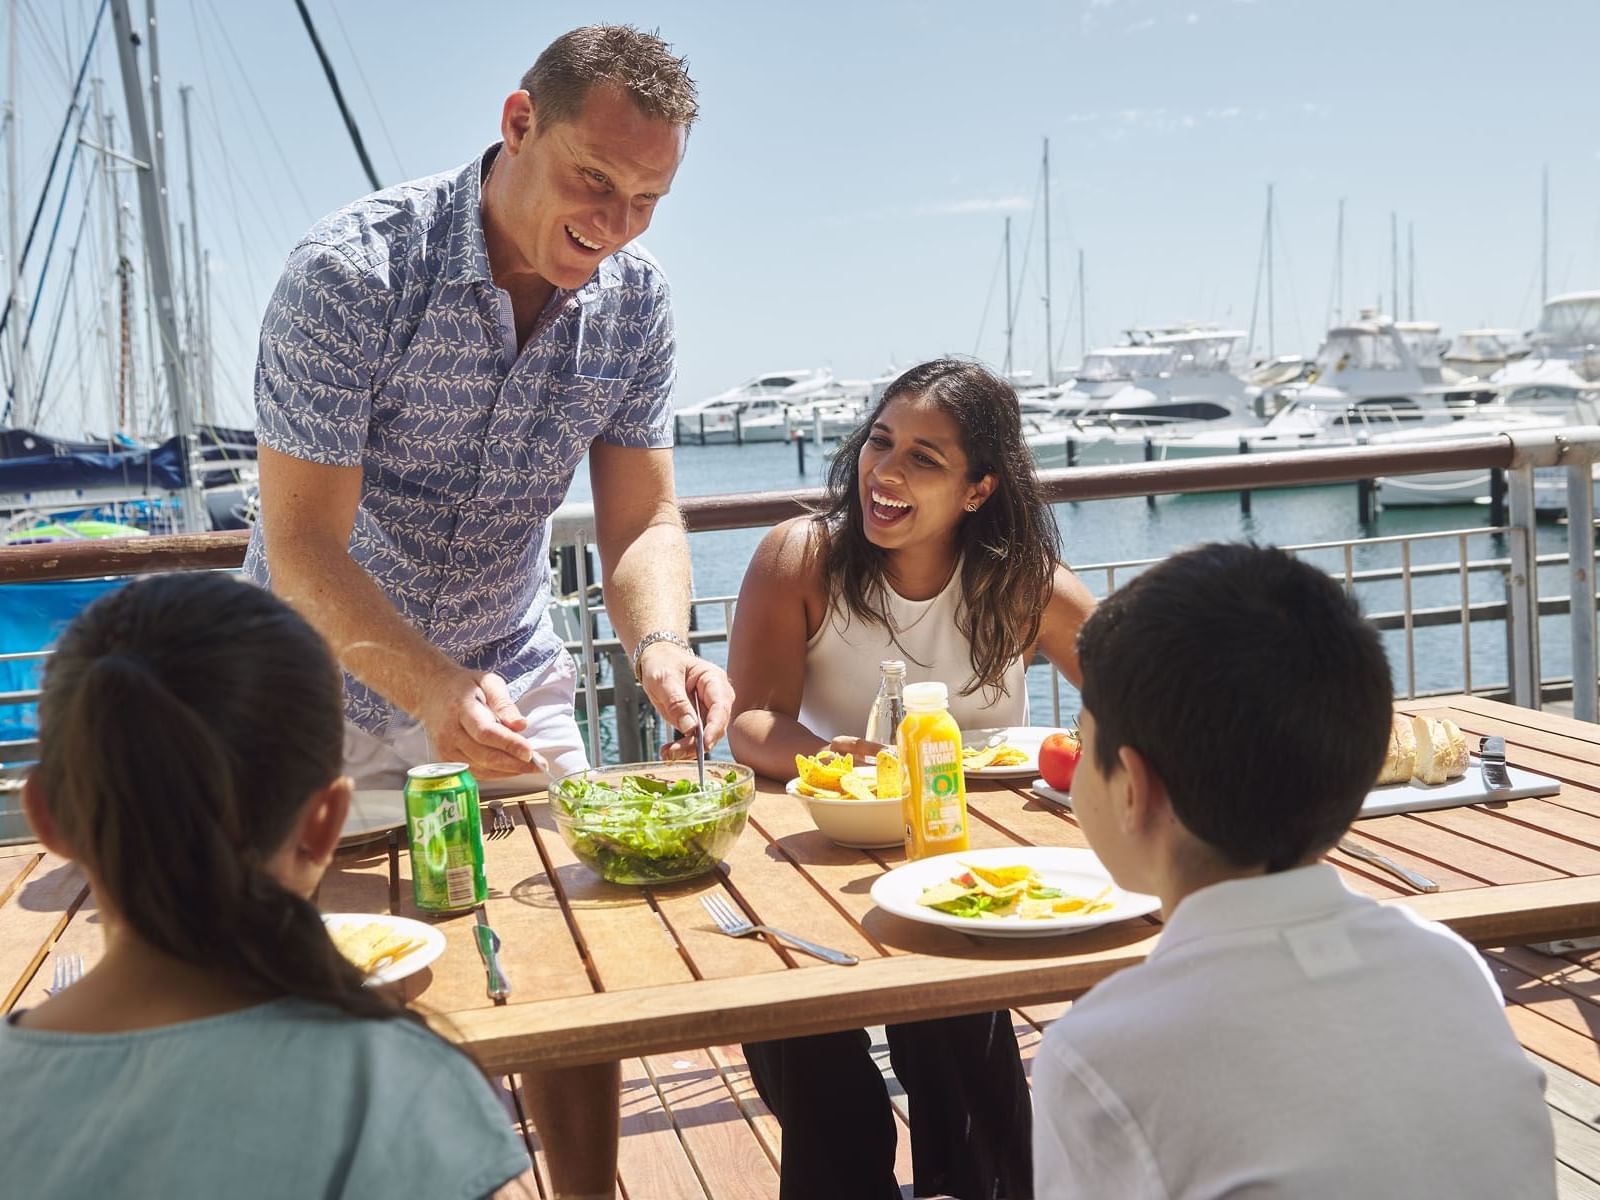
[404,763,488,913]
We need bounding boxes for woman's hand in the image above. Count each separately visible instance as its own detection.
[828,735,887,760]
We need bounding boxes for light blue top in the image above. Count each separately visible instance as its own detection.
[0,998,531,1199]
[245,146,678,736]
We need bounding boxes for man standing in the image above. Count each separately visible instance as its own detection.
[247,25,728,1198]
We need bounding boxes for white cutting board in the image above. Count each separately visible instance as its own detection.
[1359,758,1560,817]
[1030,758,1561,819]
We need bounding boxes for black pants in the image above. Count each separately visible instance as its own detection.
[744,1012,1033,1200]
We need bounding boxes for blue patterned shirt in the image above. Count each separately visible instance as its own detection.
[245,148,677,736]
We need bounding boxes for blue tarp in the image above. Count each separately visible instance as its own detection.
[0,579,128,738]
[0,436,188,496]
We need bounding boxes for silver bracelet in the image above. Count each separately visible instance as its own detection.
[630,630,692,681]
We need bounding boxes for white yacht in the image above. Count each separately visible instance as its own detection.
[1025,329,1262,467]
[1442,328,1530,381]
[673,368,840,444]
[1377,295,1600,508]
[1141,315,1564,478]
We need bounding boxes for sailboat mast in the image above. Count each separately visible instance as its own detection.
[179,84,210,426]
[1334,196,1345,325]
[1042,136,1054,387]
[1541,165,1549,304]
[1390,211,1398,318]
[110,0,201,530]
[1003,217,1013,378]
[144,0,172,246]
[6,0,32,427]
[1407,221,1415,320]
[1078,248,1086,361]
[1266,183,1275,357]
[91,79,116,438]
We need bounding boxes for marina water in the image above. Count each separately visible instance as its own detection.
[569,436,1590,743]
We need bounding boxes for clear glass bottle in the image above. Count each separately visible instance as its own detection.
[864,659,907,746]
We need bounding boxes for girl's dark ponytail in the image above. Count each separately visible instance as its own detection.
[36,575,412,1025]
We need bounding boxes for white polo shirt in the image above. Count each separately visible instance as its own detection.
[1032,864,1556,1199]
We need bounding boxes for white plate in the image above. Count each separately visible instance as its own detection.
[869,846,1159,939]
[322,912,446,986]
[340,790,408,846]
[961,727,1075,779]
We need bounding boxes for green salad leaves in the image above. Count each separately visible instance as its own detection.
[552,769,750,884]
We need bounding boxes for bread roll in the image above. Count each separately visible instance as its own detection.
[1435,718,1469,780]
[1375,713,1417,785]
[1411,716,1469,785]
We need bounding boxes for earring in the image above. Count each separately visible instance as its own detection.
[965,502,979,512]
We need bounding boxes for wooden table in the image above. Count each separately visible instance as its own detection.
[6,695,1600,1074]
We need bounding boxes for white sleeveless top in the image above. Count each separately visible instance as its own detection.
[798,565,1028,740]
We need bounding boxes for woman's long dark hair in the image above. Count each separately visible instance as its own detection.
[818,358,1061,696]
[34,573,409,1023]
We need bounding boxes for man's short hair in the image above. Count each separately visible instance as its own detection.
[521,25,699,131]
[1077,542,1393,872]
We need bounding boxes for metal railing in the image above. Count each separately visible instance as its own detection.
[4,428,1599,770]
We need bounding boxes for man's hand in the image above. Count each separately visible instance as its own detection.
[639,643,735,761]
[415,666,546,779]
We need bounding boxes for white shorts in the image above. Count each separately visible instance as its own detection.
[342,652,591,796]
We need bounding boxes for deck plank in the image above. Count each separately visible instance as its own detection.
[643,1047,780,1200]
[616,1056,713,1200]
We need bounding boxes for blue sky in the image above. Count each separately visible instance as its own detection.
[7,0,1600,433]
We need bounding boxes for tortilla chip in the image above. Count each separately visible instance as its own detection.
[839,770,878,801]
[917,880,974,909]
[965,863,1039,889]
[795,779,845,799]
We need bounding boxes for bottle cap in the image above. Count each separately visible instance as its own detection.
[879,659,906,676]
[903,681,948,710]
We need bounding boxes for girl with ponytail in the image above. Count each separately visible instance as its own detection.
[2,573,538,1199]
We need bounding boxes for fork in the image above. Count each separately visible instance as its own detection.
[49,952,83,995]
[700,893,859,965]
[485,799,515,840]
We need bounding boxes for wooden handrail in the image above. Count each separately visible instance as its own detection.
[0,436,1517,584]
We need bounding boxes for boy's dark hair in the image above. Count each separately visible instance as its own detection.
[1077,542,1393,872]
[522,25,699,131]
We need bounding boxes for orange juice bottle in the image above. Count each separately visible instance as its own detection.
[897,681,968,859]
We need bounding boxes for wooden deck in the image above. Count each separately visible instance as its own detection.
[492,982,1600,1199]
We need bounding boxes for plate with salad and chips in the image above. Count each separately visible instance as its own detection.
[323,913,445,985]
[869,846,1160,938]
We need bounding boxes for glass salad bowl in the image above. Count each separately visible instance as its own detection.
[549,761,756,885]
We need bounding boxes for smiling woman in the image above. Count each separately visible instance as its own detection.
[724,358,1098,1200]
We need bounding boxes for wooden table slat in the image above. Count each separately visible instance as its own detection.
[0,852,87,1012]
[0,850,40,911]
[524,798,699,994]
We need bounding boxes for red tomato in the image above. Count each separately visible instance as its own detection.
[1038,731,1082,791]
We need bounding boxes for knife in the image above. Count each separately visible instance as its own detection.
[1480,735,1512,792]
[473,908,510,1004]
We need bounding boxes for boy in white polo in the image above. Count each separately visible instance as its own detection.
[1034,542,1555,1199]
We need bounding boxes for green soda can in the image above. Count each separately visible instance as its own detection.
[403,762,488,913]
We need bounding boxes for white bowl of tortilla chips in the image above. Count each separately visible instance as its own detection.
[787,750,903,849]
